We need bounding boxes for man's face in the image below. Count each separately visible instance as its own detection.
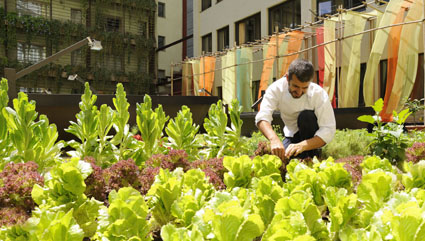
[288,74,310,99]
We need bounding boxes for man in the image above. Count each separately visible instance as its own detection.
[255,59,336,160]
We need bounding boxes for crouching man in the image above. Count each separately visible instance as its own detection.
[255,59,336,160]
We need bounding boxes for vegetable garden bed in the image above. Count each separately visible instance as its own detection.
[2,78,425,241]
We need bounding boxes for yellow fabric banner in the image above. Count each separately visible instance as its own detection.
[339,12,367,108]
[181,62,192,96]
[199,56,216,96]
[323,20,336,102]
[280,31,305,77]
[363,0,404,106]
[190,59,200,96]
[391,0,424,112]
[277,34,289,79]
[222,50,236,105]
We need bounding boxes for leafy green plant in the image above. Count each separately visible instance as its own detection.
[165,105,200,159]
[201,100,228,159]
[135,95,169,165]
[66,82,100,160]
[95,187,151,241]
[404,98,424,124]
[2,91,64,170]
[0,78,11,163]
[358,98,411,164]
[322,129,372,159]
[225,100,248,156]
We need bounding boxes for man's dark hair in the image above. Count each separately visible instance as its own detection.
[287,59,315,83]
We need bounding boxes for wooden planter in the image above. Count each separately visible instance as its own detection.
[406,125,425,131]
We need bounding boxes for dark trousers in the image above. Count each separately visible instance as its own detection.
[283,110,320,159]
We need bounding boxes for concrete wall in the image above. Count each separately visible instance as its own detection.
[193,0,314,56]
[156,0,183,77]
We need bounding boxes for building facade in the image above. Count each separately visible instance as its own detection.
[0,0,156,94]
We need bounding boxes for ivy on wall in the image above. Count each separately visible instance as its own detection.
[0,0,156,94]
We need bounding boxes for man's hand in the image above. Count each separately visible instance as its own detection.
[270,139,285,161]
[285,143,306,158]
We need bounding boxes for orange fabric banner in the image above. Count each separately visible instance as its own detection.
[258,34,285,100]
[199,56,216,96]
[280,31,305,77]
[381,1,412,121]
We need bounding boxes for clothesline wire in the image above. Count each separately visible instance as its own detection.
[175,18,424,79]
[173,0,383,66]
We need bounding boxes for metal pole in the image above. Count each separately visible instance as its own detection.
[171,62,174,96]
[275,26,279,79]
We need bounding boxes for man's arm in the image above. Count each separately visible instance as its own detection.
[257,120,285,160]
[285,135,325,158]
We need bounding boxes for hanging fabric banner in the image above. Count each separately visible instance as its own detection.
[199,56,216,96]
[280,31,305,77]
[389,0,423,112]
[363,0,404,106]
[182,62,193,96]
[236,47,253,112]
[339,11,367,108]
[316,27,325,87]
[190,59,200,96]
[323,20,337,107]
[381,0,413,121]
[222,50,236,105]
[258,35,285,100]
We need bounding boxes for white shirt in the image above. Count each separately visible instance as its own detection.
[255,76,336,144]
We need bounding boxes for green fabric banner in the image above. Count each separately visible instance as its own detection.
[236,47,253,112]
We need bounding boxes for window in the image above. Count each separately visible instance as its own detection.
[17,42,46,64]
[139,22,147,37]
[268,0,301,34]
[217,26,229,51]
[106,55,123,71]
[235,13,261,45]
[71,9,82,24]
[158,36,165,49]
[158,69,166,84]
[317,0,364,17]
[105,17,121,32]
[71,49,84,66]
[158,2,165,17]
[202,0,211,11]
[202,33,212,53]
[16,0,43,17]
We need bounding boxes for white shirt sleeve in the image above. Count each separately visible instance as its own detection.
[314,91,336,144]
[255,85,278,126]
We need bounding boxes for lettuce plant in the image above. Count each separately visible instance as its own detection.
[0,78,11,163]
[165,105,200,160]
[202,100,228,159]
[95,187,151,241]
[2,91,64,171]
[135,95,169,165]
